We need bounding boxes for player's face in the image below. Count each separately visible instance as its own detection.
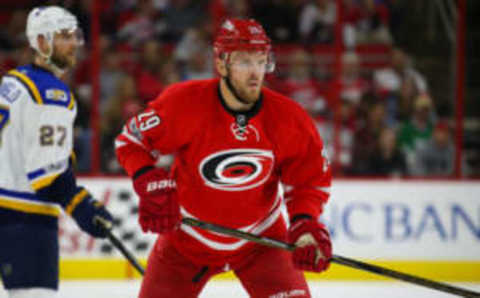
[228,51,268,103]
[51,29,82,69]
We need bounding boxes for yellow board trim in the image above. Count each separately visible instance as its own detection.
[31,173,61,191]
[59,259,480,282]
[67,92,75,110]
[8,70,43,105]
[66,189,89,215]
[0,197,60,216]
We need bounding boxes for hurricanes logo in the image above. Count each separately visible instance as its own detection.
[199,149,274,191]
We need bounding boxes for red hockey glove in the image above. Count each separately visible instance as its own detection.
[132,167,180,234]
[288,217,332,272]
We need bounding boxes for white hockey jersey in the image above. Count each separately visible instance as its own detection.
[0,64,76,218]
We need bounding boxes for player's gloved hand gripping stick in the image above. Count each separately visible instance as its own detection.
[69,191,113,238]
[287,217,332,273]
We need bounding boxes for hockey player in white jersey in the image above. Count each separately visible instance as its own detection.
[0,6,113,298]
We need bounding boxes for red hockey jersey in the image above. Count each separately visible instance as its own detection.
[115,78,331,265]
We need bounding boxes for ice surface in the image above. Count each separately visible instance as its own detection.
[1,281,479,298]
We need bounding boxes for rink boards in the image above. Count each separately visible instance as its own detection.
[58,178,480,281]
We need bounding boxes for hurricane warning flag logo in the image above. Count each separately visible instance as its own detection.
[199,149,274,191]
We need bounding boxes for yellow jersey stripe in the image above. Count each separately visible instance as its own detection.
[70,150,77,167]
[67,92,76,110]
[0,197,60,216]
[66,189,89,215]
[8,70,43,105]
[31,173,61,191]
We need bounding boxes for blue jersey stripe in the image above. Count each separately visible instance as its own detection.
[0,188,61,205]
[27,168,46,180]
[0,188,37,199]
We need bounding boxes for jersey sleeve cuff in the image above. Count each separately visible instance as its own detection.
[65,188,90,215]
[286,197,323,221]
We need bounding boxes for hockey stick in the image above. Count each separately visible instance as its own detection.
[94,217,145,276]
[182,217,480,298]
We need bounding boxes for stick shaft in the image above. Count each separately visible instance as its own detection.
[182,217,295,251]
[182,217,480,298]
[94,216,145,276]
[106,230,145,275]
[331,256,479,297]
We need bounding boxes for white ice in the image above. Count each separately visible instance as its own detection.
[1,281,479,298]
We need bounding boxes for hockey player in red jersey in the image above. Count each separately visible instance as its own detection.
[115,18,332,298]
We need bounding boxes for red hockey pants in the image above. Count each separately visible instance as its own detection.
[138,236,310,298]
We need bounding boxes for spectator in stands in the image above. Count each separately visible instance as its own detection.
[338,51,370,107]
[344,0,392,45]
[99,47,126,109]
[397,94,434,173]
[183,46,214,80]
[163,0,207,42]
[174,27,210,64]
[318,95,358,176]
[299,0,337,44]
[366,127,406,176]
[136,40,168,102]
[411,121,454,176]
[374,48,428,126]
[102,75,144,172]
[374,48,428,97]
[252,0,299,42]
[280,49,329,117]
[117,0,160,47]
[159,58,182,86]
[336,97,357,174]
[350,101,386,174]
[65,52,94,173]
[395,75,415,120]
[102,75,143,137]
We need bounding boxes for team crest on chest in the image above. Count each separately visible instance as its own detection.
[199,149,274,191]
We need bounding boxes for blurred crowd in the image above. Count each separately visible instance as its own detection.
[0,0,457,177]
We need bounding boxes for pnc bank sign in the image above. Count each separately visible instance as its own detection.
[320,181,480,260]
[323,202,479,242]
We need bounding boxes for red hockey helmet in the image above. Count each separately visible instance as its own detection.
[214,18,275,72]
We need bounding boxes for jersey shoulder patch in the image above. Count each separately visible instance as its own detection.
[0,77,23,104]
[4,65,75,110]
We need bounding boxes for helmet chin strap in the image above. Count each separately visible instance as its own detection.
[37,37,67,76]
[46,57,67,76]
